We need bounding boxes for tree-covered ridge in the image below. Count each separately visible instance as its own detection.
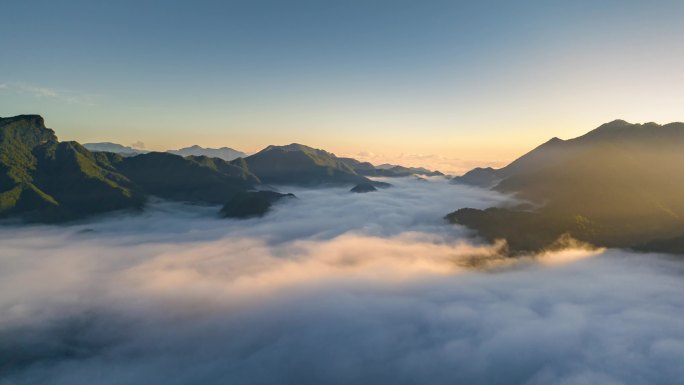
[108,152,258,204]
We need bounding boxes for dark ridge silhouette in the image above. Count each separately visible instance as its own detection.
[448,120,684,254]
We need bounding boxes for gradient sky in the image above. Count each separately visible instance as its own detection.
[1,0,683,172]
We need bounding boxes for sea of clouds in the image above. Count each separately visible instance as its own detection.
[1,177,684,385]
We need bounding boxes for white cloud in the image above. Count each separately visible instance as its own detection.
[0,178,682,384]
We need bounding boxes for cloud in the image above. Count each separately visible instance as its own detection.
[0,178,683,384]
[129,141,146,149]
[0,82,98,106]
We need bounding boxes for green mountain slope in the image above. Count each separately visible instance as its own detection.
[448,120,684,254]
[106,152,259,204]
[0,115,143,222]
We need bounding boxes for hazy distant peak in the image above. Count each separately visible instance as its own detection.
[168,145,246,161]
[259,143,337,158]
[83,142,146,155]
[264,143,319,152]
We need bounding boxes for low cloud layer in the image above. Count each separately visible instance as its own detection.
[1,178,683,385]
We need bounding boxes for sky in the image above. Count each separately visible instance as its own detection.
[1,0,683,173]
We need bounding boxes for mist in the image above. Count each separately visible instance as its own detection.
[1,178,683,385]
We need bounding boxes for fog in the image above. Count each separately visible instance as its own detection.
[1,177,683,385]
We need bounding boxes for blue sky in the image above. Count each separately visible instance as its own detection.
[1,0,683,171]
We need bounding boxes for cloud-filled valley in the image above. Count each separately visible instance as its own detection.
[2,178,684,385]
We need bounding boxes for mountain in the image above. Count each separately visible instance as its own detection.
[3,116,397,222]
[220,191,295,218]
[0,116,144,222]
[104,152,259,204]
[168,145,246,161]
[241,143,371,186]
[372,165,444,177]
[448,120,684,254]
[338,158,443,177]
[86,143,246,161]
[350,183,377,193]
[83,142,146,156]
[0,115,271,222]
[337,158,377,173]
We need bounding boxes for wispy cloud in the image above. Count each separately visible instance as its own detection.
[0,82,99,106]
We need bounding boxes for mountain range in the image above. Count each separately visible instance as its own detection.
[167,145,245,161]
[1,115,435,222]
[84,142,246,161]
[449,119,684,255]
[82,142,147,156]
[339,157,443,177]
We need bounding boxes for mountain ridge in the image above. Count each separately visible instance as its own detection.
[1,115,412,222]
[448,119,684,254]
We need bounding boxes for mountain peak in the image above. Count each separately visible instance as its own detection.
[575,119,684,143]
[168,145,246,161]
[0,114,57,144]
[1,114,48,130]
[263,143,316,152]
[546,137,564,145]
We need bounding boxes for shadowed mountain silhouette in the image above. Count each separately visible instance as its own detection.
[220,190,296,218]
[240,143,372,186]
[448,120,684,254]
[350,182,377,193]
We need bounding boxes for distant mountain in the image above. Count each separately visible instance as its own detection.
[83,142,146,156]
[375,163,396,170]
[85,143,246,161]
[0,116,144,222]
[337,158,377,173]
[338,158,443,177]
[168,145,246,161]
[448,120,684,254]
[242,143,372,186]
